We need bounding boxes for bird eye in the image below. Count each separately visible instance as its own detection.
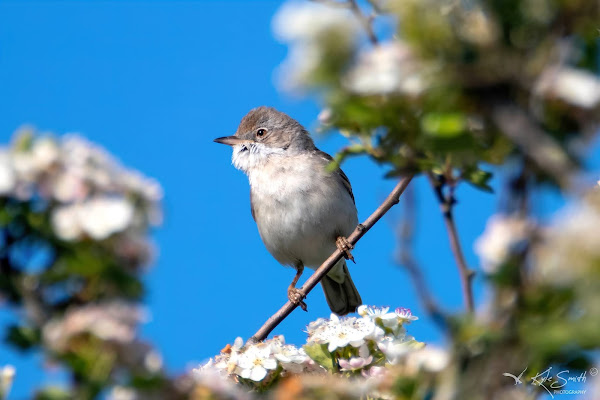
[256,128,266,138]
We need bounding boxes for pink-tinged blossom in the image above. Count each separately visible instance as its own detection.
[361,366,388,379]
[395,308,419,323]
[43,302,146,352]
[339,345,373,371]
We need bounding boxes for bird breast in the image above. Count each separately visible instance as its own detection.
[248,153,358,269]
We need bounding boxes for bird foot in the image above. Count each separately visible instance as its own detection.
[336,236,355,263]
[287,287,308,312]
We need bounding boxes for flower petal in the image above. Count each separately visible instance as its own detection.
[249,366,267,381]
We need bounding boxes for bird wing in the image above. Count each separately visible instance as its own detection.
[314,150,355,204]
[250,190,257,221]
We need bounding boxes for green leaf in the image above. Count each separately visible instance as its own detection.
[462,167,494,193]
[421,112,467,138]
[303,343,337,372]
[330,143,367,172]
[34,387,72,400]
[13,128,34,151]
[5,325,40,350]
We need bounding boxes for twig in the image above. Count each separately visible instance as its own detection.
[348,0,379,45]
[492,105,575,189]
[397,184,447,330]
[250,174,414,342]
[311,0,379,45]
[427,172,475,313]
[310,0,352,8]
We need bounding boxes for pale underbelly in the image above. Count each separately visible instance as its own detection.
[253,189,357,268]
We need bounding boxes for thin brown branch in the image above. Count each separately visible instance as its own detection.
[397,184,448,330]
[250,174,414,343]
[427,172,475,313]
[492,105,575,189]
[348,0,379,45]
[311,0,379,45]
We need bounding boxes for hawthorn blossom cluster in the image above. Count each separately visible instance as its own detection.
[474,214,535,274]
[272,1,360,92]
[195,305,446,396]
[532,198,600,286]
[0,129,162,243]
[41,301,164,381]
[43,302,147,352]
[344,41,428,96]
[475,190,600,284]
[196,335,318,383]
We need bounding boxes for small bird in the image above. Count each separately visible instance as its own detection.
[214,106,362,315]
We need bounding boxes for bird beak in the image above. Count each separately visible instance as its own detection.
[214,136,250,146]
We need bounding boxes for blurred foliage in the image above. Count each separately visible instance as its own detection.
[0,133,194,399]
[270,0,600,398]
[1,0,600,399]
[290,0,600,190]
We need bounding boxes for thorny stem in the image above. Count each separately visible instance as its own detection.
[427,172,475,313]
[250,175,414,343]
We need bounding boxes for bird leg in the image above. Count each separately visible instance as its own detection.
[336,236,355,263]
[288,263,308,312]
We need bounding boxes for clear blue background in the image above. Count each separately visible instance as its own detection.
[0,1,594,398]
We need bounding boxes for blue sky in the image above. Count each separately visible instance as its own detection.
[0,1,592,398]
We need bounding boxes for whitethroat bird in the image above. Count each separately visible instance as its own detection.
[214,106,361,315]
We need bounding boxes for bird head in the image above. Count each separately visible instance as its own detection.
[214,106,315,173]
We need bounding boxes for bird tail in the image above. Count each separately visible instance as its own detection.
[321,261,362,316]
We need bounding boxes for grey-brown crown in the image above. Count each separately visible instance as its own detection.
[234,106,316,152]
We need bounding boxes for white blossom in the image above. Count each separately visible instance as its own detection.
[358,305,399,335]
[79,196,134,240]
[344,42,427,96]
[31,137,59,170]
[405,346,449,373]
[52,170,88,202]
[51,204,84,241]
[358,305,392,318]
[378,336,416,365]
[339,344,373,371]
[0,133,161,228]
[236,344,278,381]
[361,365,388,379]
[0,151,15,195]
[535,66,600,109]
[273,1,357,43]
[107,386,138,400]
[533,202,600,285]
[196,305,422,392]
[143,350,163,373]
[11,151,39,183]
[51,196,134,241]
[272,1,360,92]
[273,344,311,373]
[457,8,499,46]
[191,362,254,400]
[395,307,419,323]
[474,215,533,273]
[308,313,375,352]
[0,365,15,398]
[43,302,146,352]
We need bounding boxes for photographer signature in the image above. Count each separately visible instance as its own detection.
[502,366,595,398]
